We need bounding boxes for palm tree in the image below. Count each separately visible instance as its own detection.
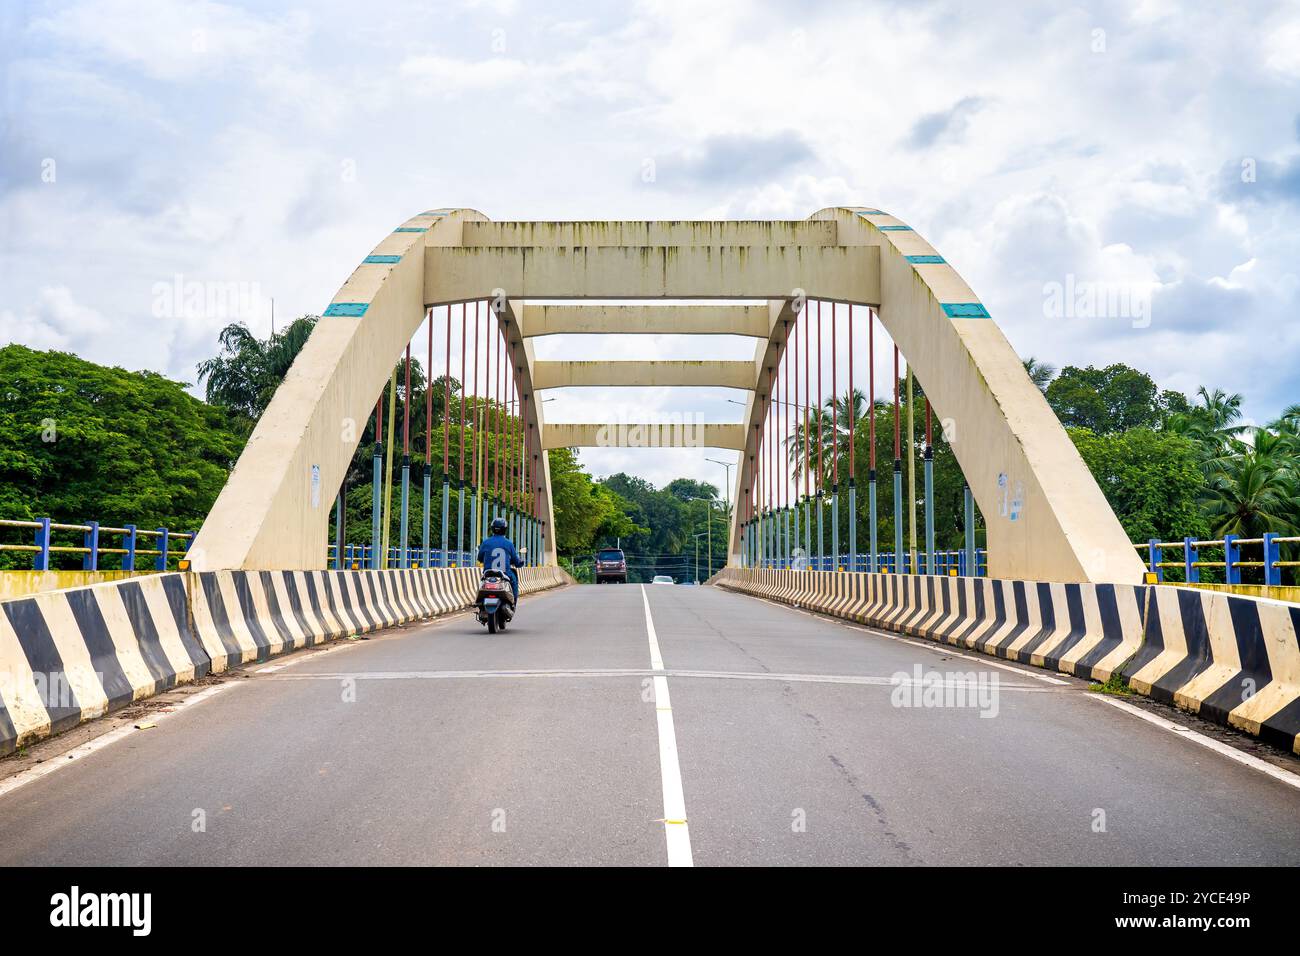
[197,316,319,430]
[1022,357,1056,392]
[1268,404,1300,445]
[785,389,866,490]
[1195,386,1246,432]
[1168,386,1249,477]
[1202,429,1300,538]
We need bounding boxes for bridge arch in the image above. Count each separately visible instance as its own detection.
[190,206,1143,584]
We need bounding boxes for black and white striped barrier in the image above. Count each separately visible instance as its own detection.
[714,568,1300,753]
[1124,586,1300,752]
[0,565,571,754]
[0,574,205,754]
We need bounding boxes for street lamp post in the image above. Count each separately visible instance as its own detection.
[705,456,734,576]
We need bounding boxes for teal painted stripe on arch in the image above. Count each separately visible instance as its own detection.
[879,225,913,231]
[906,255,945,264]
[394,227,426,233]
[363,254,401,264]
[941,303,990,319]
[324,302,369,317]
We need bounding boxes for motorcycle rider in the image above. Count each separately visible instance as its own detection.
[476,516,525,602]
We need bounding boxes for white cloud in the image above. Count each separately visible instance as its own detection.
[5,0,1300,492]
[30,0,309,82]
[399,54,529,92]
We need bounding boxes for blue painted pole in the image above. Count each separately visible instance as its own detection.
[868,471,878,572]
[440,473,450,568]
[802,496,810,566]
[333,492,344,570]
[473,494,483,561]
[399,455,411,569]
[816,492,824,570]
[370,438,383,570]
[121,524,136,571]
[831,483,839,570]
[923,447,934,575]
[418,464,430,567]
[1147,538,1163,582]
[893,460,904,574]
[792,498,800,568]
[1263,532,1281,587]
[848,480,857,573]
[155,528,170,571]
[456,478,465,567]
[1183,537,1199,583]
[1223,534,1241,584]
[964,483,975,577]
[34,517,51,571]
[82,520,99,571]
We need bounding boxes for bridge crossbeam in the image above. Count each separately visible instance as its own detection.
[541,422,746,451]
[532,360,755,390]
[424,245,881,304]
[519,304,771,338]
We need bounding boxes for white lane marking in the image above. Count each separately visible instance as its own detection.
[741,592,1069,685]
[1088,694,1300,793]
[262,667,1056,691]
[641,585,693,867]
[0,682,243,801]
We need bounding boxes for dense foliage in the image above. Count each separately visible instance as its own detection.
[0,344,244,568]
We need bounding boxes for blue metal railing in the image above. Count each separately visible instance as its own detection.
[0,518,193,571]
[327,544,475,569]
[1,514,545,573]
[756,549,988,575]
[1136,534,1299,587]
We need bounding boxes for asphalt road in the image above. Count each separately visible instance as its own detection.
[2,582,1299,866]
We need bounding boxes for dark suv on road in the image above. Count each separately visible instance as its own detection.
[595,548,628,583]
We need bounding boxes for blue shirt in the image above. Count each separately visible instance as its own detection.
[476,535,524,589]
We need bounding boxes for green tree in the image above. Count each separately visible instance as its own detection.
[1045,363,1186,433]
[196,317,318,433]
[0,345,244,568]
[549,449,639,558]
[1067,427,1210,545]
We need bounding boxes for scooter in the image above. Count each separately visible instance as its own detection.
[476,568,516,633]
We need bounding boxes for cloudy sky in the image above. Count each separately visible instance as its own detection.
[2,0,1298,493]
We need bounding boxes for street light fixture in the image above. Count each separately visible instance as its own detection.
[692,531,707,584]
[705,456,734,578]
